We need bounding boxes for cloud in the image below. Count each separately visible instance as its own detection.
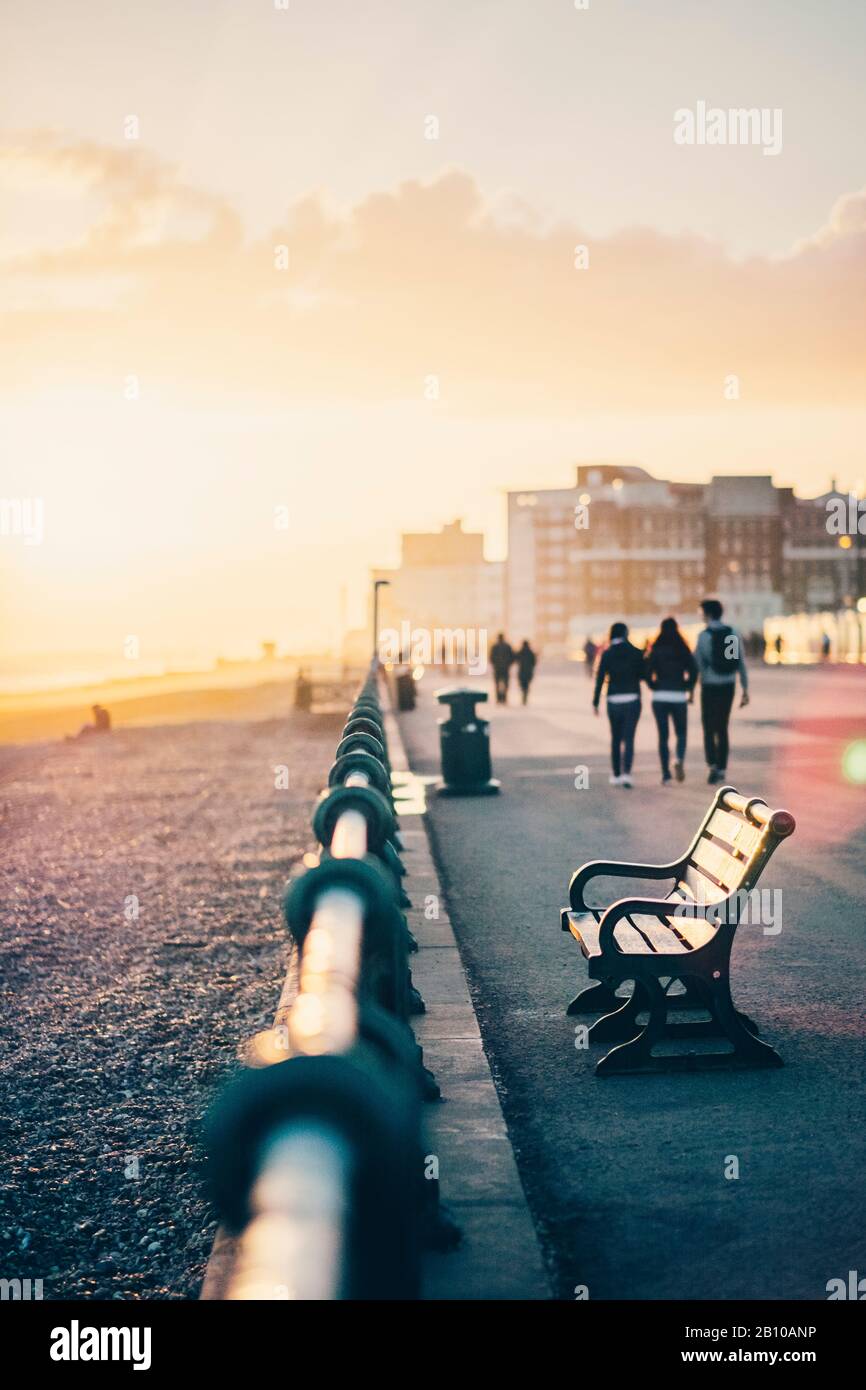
[2,132,864,411]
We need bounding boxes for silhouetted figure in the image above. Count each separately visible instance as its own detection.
[516,640,537,705]
[774,634,784,660]
[821,632,832,662]
[696,599,749,785]
[593,622,644,787]
[583,637,598,679]
[69,704,112,740]
[645,617,697,785]
[294,668,313,712]
[490,633,514,705]
[93,704,111,732]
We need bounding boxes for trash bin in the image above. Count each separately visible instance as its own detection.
[395,667,416,711]
[435,688,500,796]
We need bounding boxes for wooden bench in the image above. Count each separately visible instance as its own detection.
[294,677,356,712]
[560,786,795,1074]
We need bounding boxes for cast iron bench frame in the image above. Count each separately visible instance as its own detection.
[560,786,795,1075]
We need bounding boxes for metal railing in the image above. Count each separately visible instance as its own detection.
[206,660,438,1300]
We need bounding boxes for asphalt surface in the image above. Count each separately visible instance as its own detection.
[397,664,866,1301]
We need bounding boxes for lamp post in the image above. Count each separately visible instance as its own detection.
[372,579,390,664]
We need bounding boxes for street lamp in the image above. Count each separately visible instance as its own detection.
[372,579,390,663]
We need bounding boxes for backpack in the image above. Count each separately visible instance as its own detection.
[709,624,739,675]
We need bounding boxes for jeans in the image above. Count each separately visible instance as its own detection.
[607,700,641,777]
[493,671,510,704]
[652,700,688,777]
[701,683,736,770]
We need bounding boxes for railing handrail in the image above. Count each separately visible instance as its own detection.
[209,658,427,1301]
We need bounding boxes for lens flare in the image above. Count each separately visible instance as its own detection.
[841,740,866,784]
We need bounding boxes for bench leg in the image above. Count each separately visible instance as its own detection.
[708,976,782,1068]
[593,971,781,1074]
[566,980,623,1016]
[588,982,651,1042]
[661,976,761,1039]
[664,977,708,1010]
[595,978,667,1075]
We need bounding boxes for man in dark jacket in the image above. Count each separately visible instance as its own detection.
[695,599,749,784]
[593,622,644,787]
[490,632,515,704]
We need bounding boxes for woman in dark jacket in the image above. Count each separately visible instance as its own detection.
[515,640,537,705]
[593,622,644,787]
[644,616,698,784]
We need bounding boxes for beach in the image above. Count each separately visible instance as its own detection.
[0,665,354,746]
[0,694,346,1299]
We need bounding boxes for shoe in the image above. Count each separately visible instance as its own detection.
[707,767,720,784]
[674,760,685,782]
[621,774,633,788]
[717,769,727,783]
[661,773,672,785]
[609,774,622,786]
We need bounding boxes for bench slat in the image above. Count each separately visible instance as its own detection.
[627,914,689,954]
[678,865,726,905]
[706,808,763,857]
[566,912,654,958]
[667,915,719,951]
[688,835,749,892]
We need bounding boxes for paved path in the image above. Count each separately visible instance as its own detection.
[397,665,866,1300]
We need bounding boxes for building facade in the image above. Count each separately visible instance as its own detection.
[507,465,865,654]
[371,519,504,660]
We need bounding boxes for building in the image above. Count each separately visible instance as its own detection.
[371,519,504,659]
[507,465,865,655]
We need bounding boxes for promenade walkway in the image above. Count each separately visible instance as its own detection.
[398,665,866,1300]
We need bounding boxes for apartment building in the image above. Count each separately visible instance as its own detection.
[507,465,865,654]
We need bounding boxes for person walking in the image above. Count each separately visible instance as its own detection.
[583,636,597,679]
[593,622,644,787]
[490,632,514,705]
[515,639,537,705]
[695,599,749,785]
[644,617,698,785]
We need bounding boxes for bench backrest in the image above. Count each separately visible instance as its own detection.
[668,788,795,916]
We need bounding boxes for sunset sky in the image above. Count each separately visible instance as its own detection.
[2,0,866,666]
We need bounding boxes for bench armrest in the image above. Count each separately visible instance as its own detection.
[567,858,682,915]
[597,895,718,954]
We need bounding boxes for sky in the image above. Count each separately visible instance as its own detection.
[1,0,865,663]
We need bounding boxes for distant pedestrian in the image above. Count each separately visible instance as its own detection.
[695,599,749,785]
[294,668,313,711]
[68,704,112,740]
[93,704,111,733]
[821,631,832,662]
[593,622,644,787]
[583,637,598,679]
[774,634,784,661]
[490,632,514,705]
[516,640,537,705]
[645,617,697,785]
